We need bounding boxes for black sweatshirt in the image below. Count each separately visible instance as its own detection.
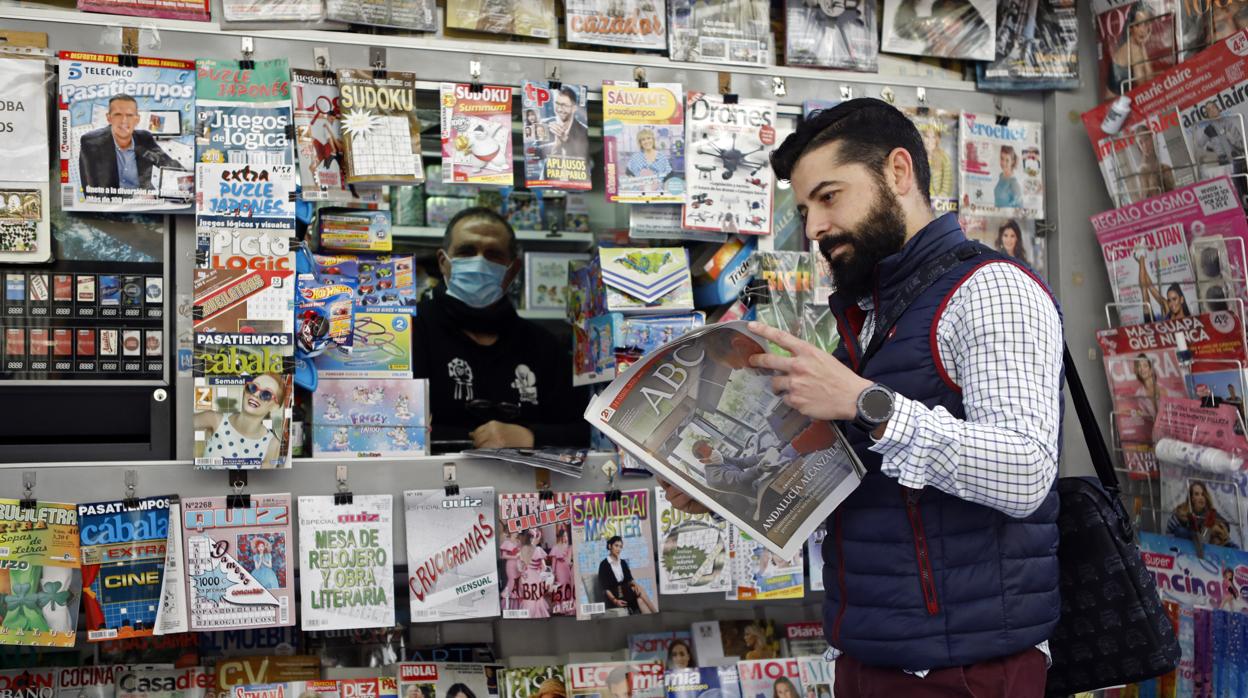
[412,290,588,451]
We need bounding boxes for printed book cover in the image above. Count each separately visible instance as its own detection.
[405,488,501,622]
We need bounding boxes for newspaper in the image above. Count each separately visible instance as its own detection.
[57,52,195,213]
[404,488,501,623]
[77,495,175,641]
[181,494,295,630]
[653,486,731,595]
[154,499,189,635]
[1081,30,1248,210]
[463,448,587,477]
[326,0,436,29]
[297,494,395,631]
[977,0,1078,90]
[497,491,576,619]
[565,0,667,49]
[78,0,209,19]
[682,93,776,235]
[668,0,772,67]
[881,0,996,60]
[902,108,960,214]
[586,321,864,559]
[0,58,49,264]
[521,81,591,191]
[0,501,80,648]
[440,83,514,186]
[335,70,423,186]
[957,111,1045,219]
[784,0,878,72]
[603,82,686,204]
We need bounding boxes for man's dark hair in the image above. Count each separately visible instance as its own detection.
[557,85,580,105]
[107,94,139,112]
[770,98,931,205]
[443,206,519,261]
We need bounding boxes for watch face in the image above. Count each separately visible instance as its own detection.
[861,388,893,421]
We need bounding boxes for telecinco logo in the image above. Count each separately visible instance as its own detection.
[66,64,83,80]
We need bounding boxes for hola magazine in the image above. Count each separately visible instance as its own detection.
[571,491,660,620]
[396,663,498,698]
[654,486,731,595]
[404,487,501,623]
[958,111,1045,219]
[497,491,576,619]
[682,93,776,235]
[521,81,591,191]
[585,321,865,559]
[77,495,175,641]
[0,57,50,264]
[335,70,423,186]
[784,0,878,72]
[181,494,295,631]
[57,52,195,212]
[565,0,666,49]
[0,500,81,648]
[298,494,396,631]
[603,82,686,204]
[440,83,515,186]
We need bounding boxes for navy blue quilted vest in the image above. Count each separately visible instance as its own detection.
[822,213,1062,670]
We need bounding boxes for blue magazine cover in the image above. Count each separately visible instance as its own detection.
[665,668,740,698]
[77,495,174,641]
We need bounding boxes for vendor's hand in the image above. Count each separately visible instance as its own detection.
[471,421,535,449]
[657,477,710,515]
[746,321,873,422]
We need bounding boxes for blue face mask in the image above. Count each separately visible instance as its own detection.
[446,255,510,308]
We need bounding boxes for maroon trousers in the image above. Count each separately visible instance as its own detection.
[833,648,1047,697]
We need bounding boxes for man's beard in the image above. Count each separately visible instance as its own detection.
[817,186,908,301]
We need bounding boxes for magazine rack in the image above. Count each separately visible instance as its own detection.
[1103,297,1248,333]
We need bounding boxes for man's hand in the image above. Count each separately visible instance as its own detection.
[746,321,872,422]
[470,421,535,449]
[657,477,710,515]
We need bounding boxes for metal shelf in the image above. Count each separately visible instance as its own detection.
[518,308,568,320]
[394,225,594,244]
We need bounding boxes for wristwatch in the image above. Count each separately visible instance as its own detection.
[853,383,895,432]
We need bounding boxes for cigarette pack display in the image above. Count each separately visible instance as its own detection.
[440,83,514,187]
[570,491,659,620]
[497,491,576,619]
[298,494,396,630]
[404,488,500,622]
[336,70,423,186]
[0,501,81,648]
[603,82,686,204]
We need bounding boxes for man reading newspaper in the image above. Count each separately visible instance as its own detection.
[660,99,1063,695]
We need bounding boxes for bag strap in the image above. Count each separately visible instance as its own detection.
[859,240,984,371]
[1062,344,1120,492]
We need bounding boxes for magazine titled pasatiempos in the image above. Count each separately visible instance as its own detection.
[585,320,864,559]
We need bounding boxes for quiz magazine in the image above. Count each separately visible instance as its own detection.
[654,486,731,595]
[291,70,361,203]
[405,488,501,622]
[0,501,81,648]
[396,663,499,698]
[336,70,423,186]
[298,494,396,631]
[497,491,575,619]
[440,83,514,186]
[77,495,175,641]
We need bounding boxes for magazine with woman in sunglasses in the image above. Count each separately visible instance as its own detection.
[194,372,289,467]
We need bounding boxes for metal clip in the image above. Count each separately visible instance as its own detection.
[371,47,387,79]
[772,77,786,98]
[443,463,459,497]
[226,470,250,509]
[119,27,140,68]
[880,86,895,104]
[313,46,332,76]
[19,471,35,510]
[334,464,353,505]
[469,59,482,92]
[239,37,255,71]
[602,460,621,502]
[123,469,139,508]
[916,86,927,107]
[634,66,648,89]
[718,72,737,104]
[994,95,1010,125]
[840,85,853,100]
[536,468,554,500]
[548,64,562,90]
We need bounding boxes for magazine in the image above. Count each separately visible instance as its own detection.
[500,667,564,698]
[77,495,175,641]
[629,631,693,667]
[735,659,802,698]
[78,0,209,20]
[668,0,772,67]
[570,491,660,619]
[0,58,49,264]
[396,663,498,698]
[181,494,295,631]
[960,215,1043,278]
[291,70,354,202]
[1082,30,1248,211]
[195,59,294,167]
[297,494,395,631]
[629,205,727,243]
[57,666,152,698]
[653,486,731,595]
[521,82,592,191]
[783,622,825,658]
[901,108,959,214]
[804,525,825,593]
[326,0,436,29]
[586,321,865,559]
[1092,176,1248,317]
[497,491,576,618]
[565,663,664,698]
[310,378,429,458]
[0,501,80,648]
[525,252,589,310]
[784,0,878,71]
[682,93,776,235]
[728,527,803,600]
[751,251,816,346]
[404,488,501,623]
[2,671,55,698]
[1182,1,1248,60]
[664,669,739,698]
[114,668,211,698]
[57,52,195,212]
[1139,532,1248,612]
[1096,221,1196,326]
[602,82,686,204]
[440,83,514,186]
[565,0,667,49]
[796,659,831,698]
[881,0,996,61]
[221,0,325,21]
[1160,462,1248,550]
[327,679,396,698]
[958,111,1045,218]
[1092,0,1180,100]
[977,0,1079,90]
[218,659,322,696]
[335,70,423,186]
[446,0,555,37]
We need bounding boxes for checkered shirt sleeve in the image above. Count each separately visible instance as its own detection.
[866,262,1063,518]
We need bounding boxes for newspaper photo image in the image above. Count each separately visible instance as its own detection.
[585,321,864,559]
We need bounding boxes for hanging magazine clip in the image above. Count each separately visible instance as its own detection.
[226,470,250,509]
[840,85,852,101]
[19,471,35,510]
[548,64,562,91]
[334,465,353,505]
[314,46,333,78]
[371,47,387,80]
[536,468,554,500]
[880,86,895,104]
[718,72,737,105]
[994,96,1009,126]
[772,77,786,99]
[634,67,648,89]
[469,59,483,94]
[603,460,621,502]
[118,27,140,69]
[916,87,929,114]
[443,463,459,497]
[122,469,139,509]
[239,37,255,71]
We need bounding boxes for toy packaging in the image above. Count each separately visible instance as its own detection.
[312,307,413,379]
[319,210,393,252]
[598,246,695,313]
[312,378,429,457]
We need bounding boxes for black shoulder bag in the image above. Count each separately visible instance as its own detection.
[1045,347,1180,696]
